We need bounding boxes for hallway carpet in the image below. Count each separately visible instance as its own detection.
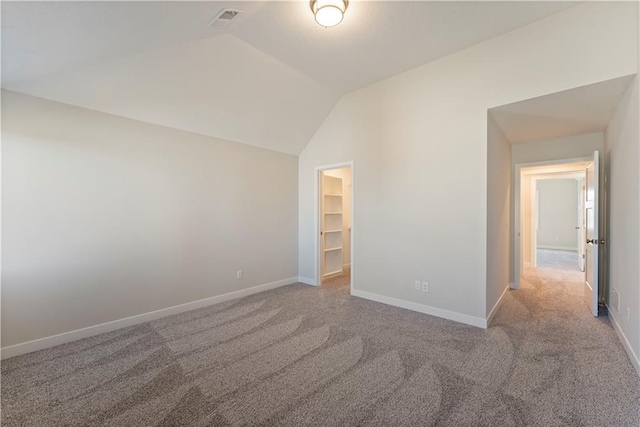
[2,269,639,426]
[536,249,581,271]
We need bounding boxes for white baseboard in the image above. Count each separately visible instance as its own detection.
[487,285,510,327]
[352,289,486,328]
[537,245,578,252]
[607,305,640,377]
[298,276,317,286]
[1,276,298,360]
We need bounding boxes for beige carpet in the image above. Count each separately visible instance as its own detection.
[322,267,350,288]
[2,266,639,426]
[536,249,581,271]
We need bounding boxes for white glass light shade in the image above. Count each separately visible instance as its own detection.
[310,0,348,28]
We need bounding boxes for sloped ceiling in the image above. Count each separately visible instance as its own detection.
[490,75,635,144]
[2,1,578,154]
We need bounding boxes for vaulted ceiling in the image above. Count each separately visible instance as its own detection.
[2,1,578,154]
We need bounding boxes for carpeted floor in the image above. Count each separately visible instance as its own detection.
[2,267,639,426]
[322,268,350,288]
[536,249,581,271]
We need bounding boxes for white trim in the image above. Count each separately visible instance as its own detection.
[532,180,538,268]
[298,276,317,286]
[487,285,510,327]
[1,277,297,360]
[314,161,354,295]
[352,289,487,328]
[514,156,591,290]
[536,245,579,251]
[607,305,640,376]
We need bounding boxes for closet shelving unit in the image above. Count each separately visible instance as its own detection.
[322,174,344,279]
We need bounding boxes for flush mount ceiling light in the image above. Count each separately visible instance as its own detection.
[310,0,348,28]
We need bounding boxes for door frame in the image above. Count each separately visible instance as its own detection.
[314,161,354,294]
[532,180,539,268]
[577,176,586,272]
[513,156,590,289]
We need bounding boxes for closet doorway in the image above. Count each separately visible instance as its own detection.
[316,163,353,291]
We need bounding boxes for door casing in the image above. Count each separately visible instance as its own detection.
[314,161,354,294]
[513,156,591,289]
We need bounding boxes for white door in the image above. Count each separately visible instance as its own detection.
[583,151,599,316]
[577,177,586,272]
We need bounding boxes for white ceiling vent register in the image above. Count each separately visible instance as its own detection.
[207,9,243,29]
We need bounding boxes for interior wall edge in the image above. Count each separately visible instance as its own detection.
[351,289,487,329]
[297,276,317,286]
[487,285,510,327]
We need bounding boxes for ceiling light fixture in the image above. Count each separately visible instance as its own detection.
[310,0,348,28]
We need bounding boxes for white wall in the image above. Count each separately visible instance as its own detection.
[512,132,605,165]
[605,75,640,368]
[536,179,579,250]
[1,90,298,348]
[323,167,351,268]
[486,115,511,318]
[298,2,637,325]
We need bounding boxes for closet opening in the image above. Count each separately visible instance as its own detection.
[315,162,353,292]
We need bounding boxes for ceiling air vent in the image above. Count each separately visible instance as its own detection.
[207,9,243,29]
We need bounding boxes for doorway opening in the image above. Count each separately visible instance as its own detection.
[522,165,588,273]
[514,154,601,316]
[488,75,634,322]
[316,163,353,292]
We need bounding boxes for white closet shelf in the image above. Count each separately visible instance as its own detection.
[324,229,342,233]
[324,247,342,252]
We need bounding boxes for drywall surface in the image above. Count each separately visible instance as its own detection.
[537,179,579,250]
[323,167,351,267]
[298,2,637,322]
[605,75,640,361]
[486,115,511,316]
[3,33,339,156]
[1,90,298,347]
[512,132,605,165]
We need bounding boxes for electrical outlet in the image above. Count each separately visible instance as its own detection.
[414,280,421,291]
[236,270,243,280]
[627,308,630,323]
[421,281,429,293]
